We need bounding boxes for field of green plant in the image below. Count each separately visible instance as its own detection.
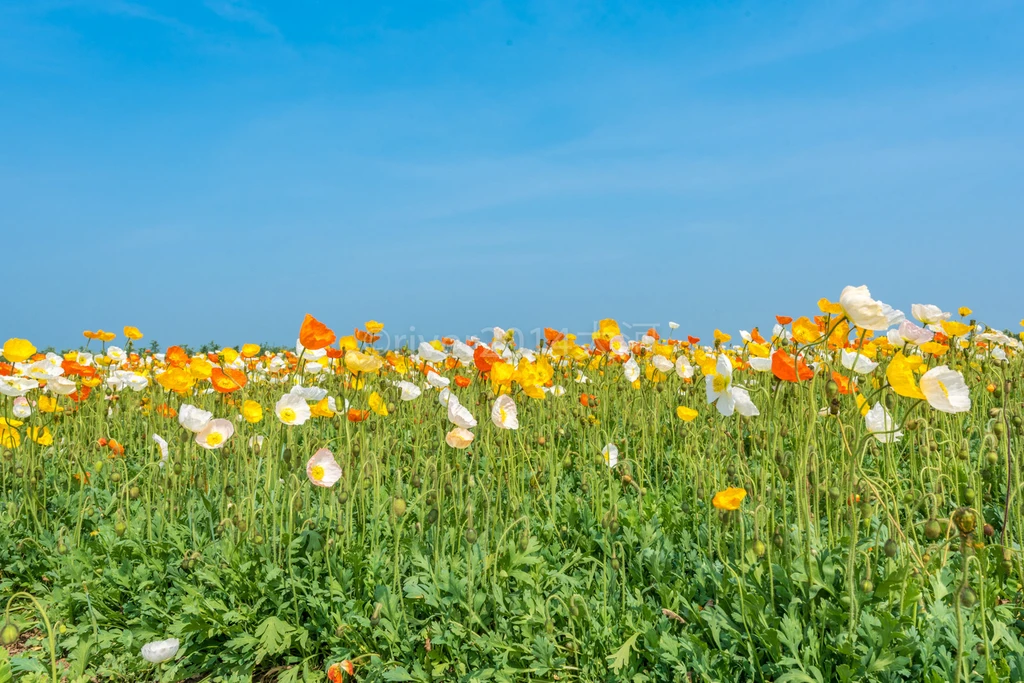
[2,288,1023,682]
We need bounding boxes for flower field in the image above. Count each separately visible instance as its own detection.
[2,285,1024,682]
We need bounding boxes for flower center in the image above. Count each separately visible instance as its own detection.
[206,432,223,446]
[712,374,730,393]
[281,407,296,423]
[938,380,949,400]
[311,465,325,481]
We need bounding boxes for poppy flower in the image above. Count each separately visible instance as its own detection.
[454,375,471,388]
[705,355,759,417]
[179,404,213,432]
[491,395,519,429]
[123,326,143,341]
[365,320,385,334]
[299,314,336,351]
[2,338,36,363]
[354,328,380,343]
[544,328,565,344]
[328,661,355,682]
[242,400,263,423]
[473,345,500,373]
[445,427,474,448]
[368,391,388,416]
[830,371,853,395]
[196,419,233,449]
[306,448,342,487]
[602,443,619,468]
[712,487,746,511]
[140,638,179,664]
[920,366,971,413]
[776,316,793,326]
[885,352,926,400]
[447,395,477,429]
[210,367,247,393]
[676,406,698,422]
[687,336,701,345]
[865,402,901,442]
[276,394,311,425]
[840,349,878,375]
[771,350,814,382]
[839,285,896,331]
[911,304,950,327]
[347,408,370,422]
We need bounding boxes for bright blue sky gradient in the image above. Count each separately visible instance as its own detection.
[3,1,1023,349]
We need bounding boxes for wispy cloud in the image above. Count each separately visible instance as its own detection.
[204,0,281,37]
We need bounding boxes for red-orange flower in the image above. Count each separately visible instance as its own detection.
[771,350,814,382]
[327,660,355,682]
[687,336,701,345]
[776,315,793,326]
[166,346,190,367]
[354,328,380,343]
[830,371,853,395]
[473,345,500,372]
[156,403,177,418]
[210,367,247,393]
[299,314,336,351]
[454,375,471,388]
[544,328,565,344]
[347,408,370,422]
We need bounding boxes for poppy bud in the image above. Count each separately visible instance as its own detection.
[0,622,19,646]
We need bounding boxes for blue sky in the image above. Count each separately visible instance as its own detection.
[2,0,1023,350]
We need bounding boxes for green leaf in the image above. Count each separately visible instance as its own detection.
[383,667,414,681]
[0,648,11,683]
[607,631,641,674]
[254,616,294,664]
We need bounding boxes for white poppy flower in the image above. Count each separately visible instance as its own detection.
[840,349,879,375]
[195,419,234,450]
[275,393,311,425]
[447,395,477,429]
[491,395,518,429]
[920,366,971,413]
[306,448,342,487]
[178,404,213,433]
[602,443,619,468]
[141,637,179,663]
[865,402,902,443]
[839,285,893,331]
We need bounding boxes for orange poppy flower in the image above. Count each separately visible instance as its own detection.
[646,327,660,340]
[544,328,565,343]
[830,371,853,395]
[776,316,793,326]
[0,363,12,376]
[347,408,370,422]
[687,336,701,345]
[62,360,97,378]
[69,386,92,403]
[594,338,611,353]
[454,375,471,388]
[441,337,455,345]
[771,350,814,382]
[107,439,125,456]
[473,345,500,372]
[751,327,765,344]
[166,345,190,367]
[354,328,380,343]
[210,367,247,393]
[299,314,336,350]
[156,403,178,418]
